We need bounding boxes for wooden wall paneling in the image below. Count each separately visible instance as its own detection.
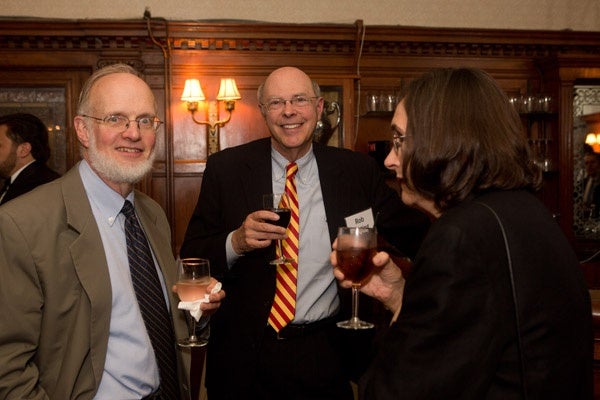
[172,173,204,257]
[2,18,600,255]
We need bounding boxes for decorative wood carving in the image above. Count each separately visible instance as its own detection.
[2,20,599,60]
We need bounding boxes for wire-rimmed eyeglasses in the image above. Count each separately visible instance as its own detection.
[260,95,318,112]
[81,114,163,134]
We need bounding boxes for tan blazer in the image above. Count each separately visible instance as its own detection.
[0,164,191,399]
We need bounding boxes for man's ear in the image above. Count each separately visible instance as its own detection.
[74,116,90,148]
[16,142,32,158]
[315,97,325,119]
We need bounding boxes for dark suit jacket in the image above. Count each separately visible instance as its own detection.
[0,164,191,399]
[0,160,60,205]
[180,138,430,393]
[360,190,593,399]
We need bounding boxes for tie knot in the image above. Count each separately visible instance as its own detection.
[121,200,136,219]
[286,162,298,179]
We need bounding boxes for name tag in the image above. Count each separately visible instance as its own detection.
[345,208,375,228]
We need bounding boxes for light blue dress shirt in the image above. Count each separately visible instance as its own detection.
[226,146,339,323]
[79,161,170,399]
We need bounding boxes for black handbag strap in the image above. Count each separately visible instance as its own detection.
[477,202,528,399]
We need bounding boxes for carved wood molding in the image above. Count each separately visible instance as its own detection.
[362,26,600,57]
[97,59,146,72]
[1,19,598,60]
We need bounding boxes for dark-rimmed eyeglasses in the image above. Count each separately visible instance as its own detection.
[260,96,318,112]
[81,114,163,134]
[391,133,408,153]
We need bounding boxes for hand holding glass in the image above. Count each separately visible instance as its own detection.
[335,227,377,329]
[263,193,293,265]
[177,257,211,347]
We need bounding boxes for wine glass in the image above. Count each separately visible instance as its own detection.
[335,226,377,330]
[176,257,211,348]
[263,193,293,265]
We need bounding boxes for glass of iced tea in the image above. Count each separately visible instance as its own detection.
[335,226,377,329]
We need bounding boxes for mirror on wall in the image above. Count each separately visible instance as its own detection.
[0,87,67,175]
[572,84,600,239]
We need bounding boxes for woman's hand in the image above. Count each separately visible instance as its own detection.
[331,238,407,321]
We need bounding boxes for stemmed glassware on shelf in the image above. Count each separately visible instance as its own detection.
[263,193,293,265]
[509,94,555,172]
[176,257,211,348]
[335,226,377,330]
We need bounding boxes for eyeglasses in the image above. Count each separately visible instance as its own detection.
[81,114,163,134]
[260,95,318,112]
[391,133,409,153]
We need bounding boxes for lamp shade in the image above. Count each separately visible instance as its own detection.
[181,79,206,102]
[586,133,599,145]
[216,78,241,101]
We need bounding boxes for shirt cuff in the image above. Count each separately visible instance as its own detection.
[225,231,243,268]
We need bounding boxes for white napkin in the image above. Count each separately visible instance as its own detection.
[178,282,222,322]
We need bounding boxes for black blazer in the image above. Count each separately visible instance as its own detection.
[360,190,593,399]
[1,161,60,205]
[180,138,430,392]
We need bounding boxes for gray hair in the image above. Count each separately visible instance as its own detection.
[76,63,143,115]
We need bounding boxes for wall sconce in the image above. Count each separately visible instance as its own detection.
[181,78,241,155]
[586,132,600,153]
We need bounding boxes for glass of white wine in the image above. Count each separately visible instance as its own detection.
[176,257,211,348]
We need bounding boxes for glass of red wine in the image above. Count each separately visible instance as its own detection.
[335,226,377,329]
[263,193,293,265]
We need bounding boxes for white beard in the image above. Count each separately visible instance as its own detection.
[86,132,156,184]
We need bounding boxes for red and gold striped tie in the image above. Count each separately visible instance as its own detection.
[268,162,299,332]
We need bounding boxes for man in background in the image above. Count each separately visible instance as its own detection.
[0,112,60,204]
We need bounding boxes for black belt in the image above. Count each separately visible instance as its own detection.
[142,387,162,400]
[267,317,336,340]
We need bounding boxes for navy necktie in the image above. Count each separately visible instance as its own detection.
[121,200,180,399]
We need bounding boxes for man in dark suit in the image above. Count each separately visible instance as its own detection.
[180,66,429,399]
[0,113,60,205]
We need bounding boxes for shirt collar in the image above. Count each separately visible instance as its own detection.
[271,144,314,184]
[79,160,135,227]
